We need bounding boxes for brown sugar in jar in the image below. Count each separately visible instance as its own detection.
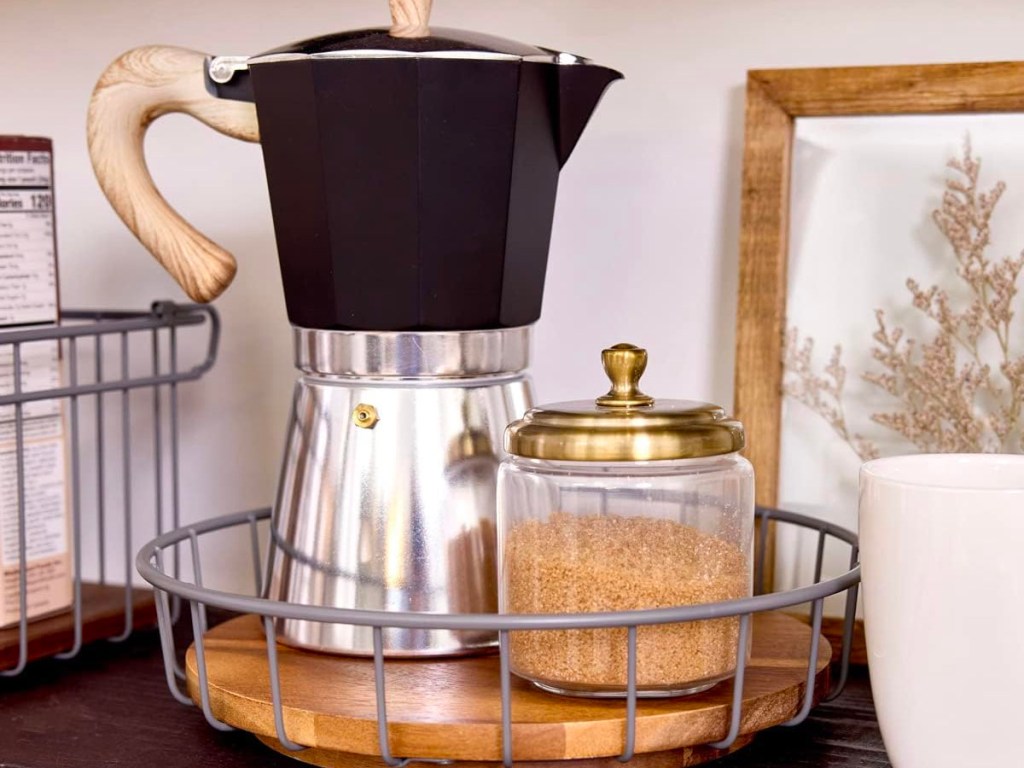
[504,513,749,695]
[498,343,754,697]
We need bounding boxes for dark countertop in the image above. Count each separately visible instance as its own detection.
[0,625,890,768]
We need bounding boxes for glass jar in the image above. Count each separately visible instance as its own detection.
[498,343,754,698]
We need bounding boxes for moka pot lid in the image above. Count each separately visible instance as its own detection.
[208,22,596,86]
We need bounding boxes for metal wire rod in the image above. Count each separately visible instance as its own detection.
[56,338,83,660]
[189,600,234,732]
[708,613,752,749]
[499,629,513,768]
[152,549,191,706]
[618,625,639,762]
[2,343,29,676]
[109,331,133,642]
[263,616,306,751]
[373,626,407,768]
[782,598,825,727]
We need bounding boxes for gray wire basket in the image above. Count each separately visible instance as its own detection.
[137,504,860,765]
[1,301,219,676]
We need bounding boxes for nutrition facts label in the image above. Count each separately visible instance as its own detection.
[0,139,66,613]
[0,141,58,326]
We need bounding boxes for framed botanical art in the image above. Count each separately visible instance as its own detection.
[734,61,1024,639]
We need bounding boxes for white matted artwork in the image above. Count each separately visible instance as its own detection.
[775,113,1024,613]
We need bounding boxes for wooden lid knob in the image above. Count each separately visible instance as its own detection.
[390,0,432,38]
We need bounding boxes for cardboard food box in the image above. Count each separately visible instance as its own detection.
[0,136,71,628]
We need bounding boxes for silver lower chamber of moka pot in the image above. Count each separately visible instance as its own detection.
[265,325,533,656]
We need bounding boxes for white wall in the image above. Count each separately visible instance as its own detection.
[4,0,1024,589]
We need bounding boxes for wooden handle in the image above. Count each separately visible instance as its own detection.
[389,0,432,38]
[87,46,259,303]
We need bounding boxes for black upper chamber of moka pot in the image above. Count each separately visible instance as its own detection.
[207,26,622,331]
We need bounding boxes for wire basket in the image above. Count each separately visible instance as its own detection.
[1,301,219,676]
[137,504,860,765]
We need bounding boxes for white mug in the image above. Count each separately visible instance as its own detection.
[859,454,1024,768]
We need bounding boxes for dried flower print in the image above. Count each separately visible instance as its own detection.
[784,136,1024,456]
[782,331,880,461]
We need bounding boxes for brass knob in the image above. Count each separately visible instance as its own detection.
[353,403,379,429]
[595,343,655,408]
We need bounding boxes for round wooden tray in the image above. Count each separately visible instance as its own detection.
[257,735,756,768]
[185,612,830,767]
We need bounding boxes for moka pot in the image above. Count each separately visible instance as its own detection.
[87,0,621,655]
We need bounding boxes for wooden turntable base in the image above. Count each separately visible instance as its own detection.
[257,734,756,768]
[186,612,830,767]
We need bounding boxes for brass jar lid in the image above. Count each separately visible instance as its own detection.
[504,343,745,462]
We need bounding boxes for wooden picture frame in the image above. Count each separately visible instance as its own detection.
[733,61,1024,662]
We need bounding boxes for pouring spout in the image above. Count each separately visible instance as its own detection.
[556,63,623,167]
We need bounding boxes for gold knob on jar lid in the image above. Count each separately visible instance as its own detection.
[595,343,655,408]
